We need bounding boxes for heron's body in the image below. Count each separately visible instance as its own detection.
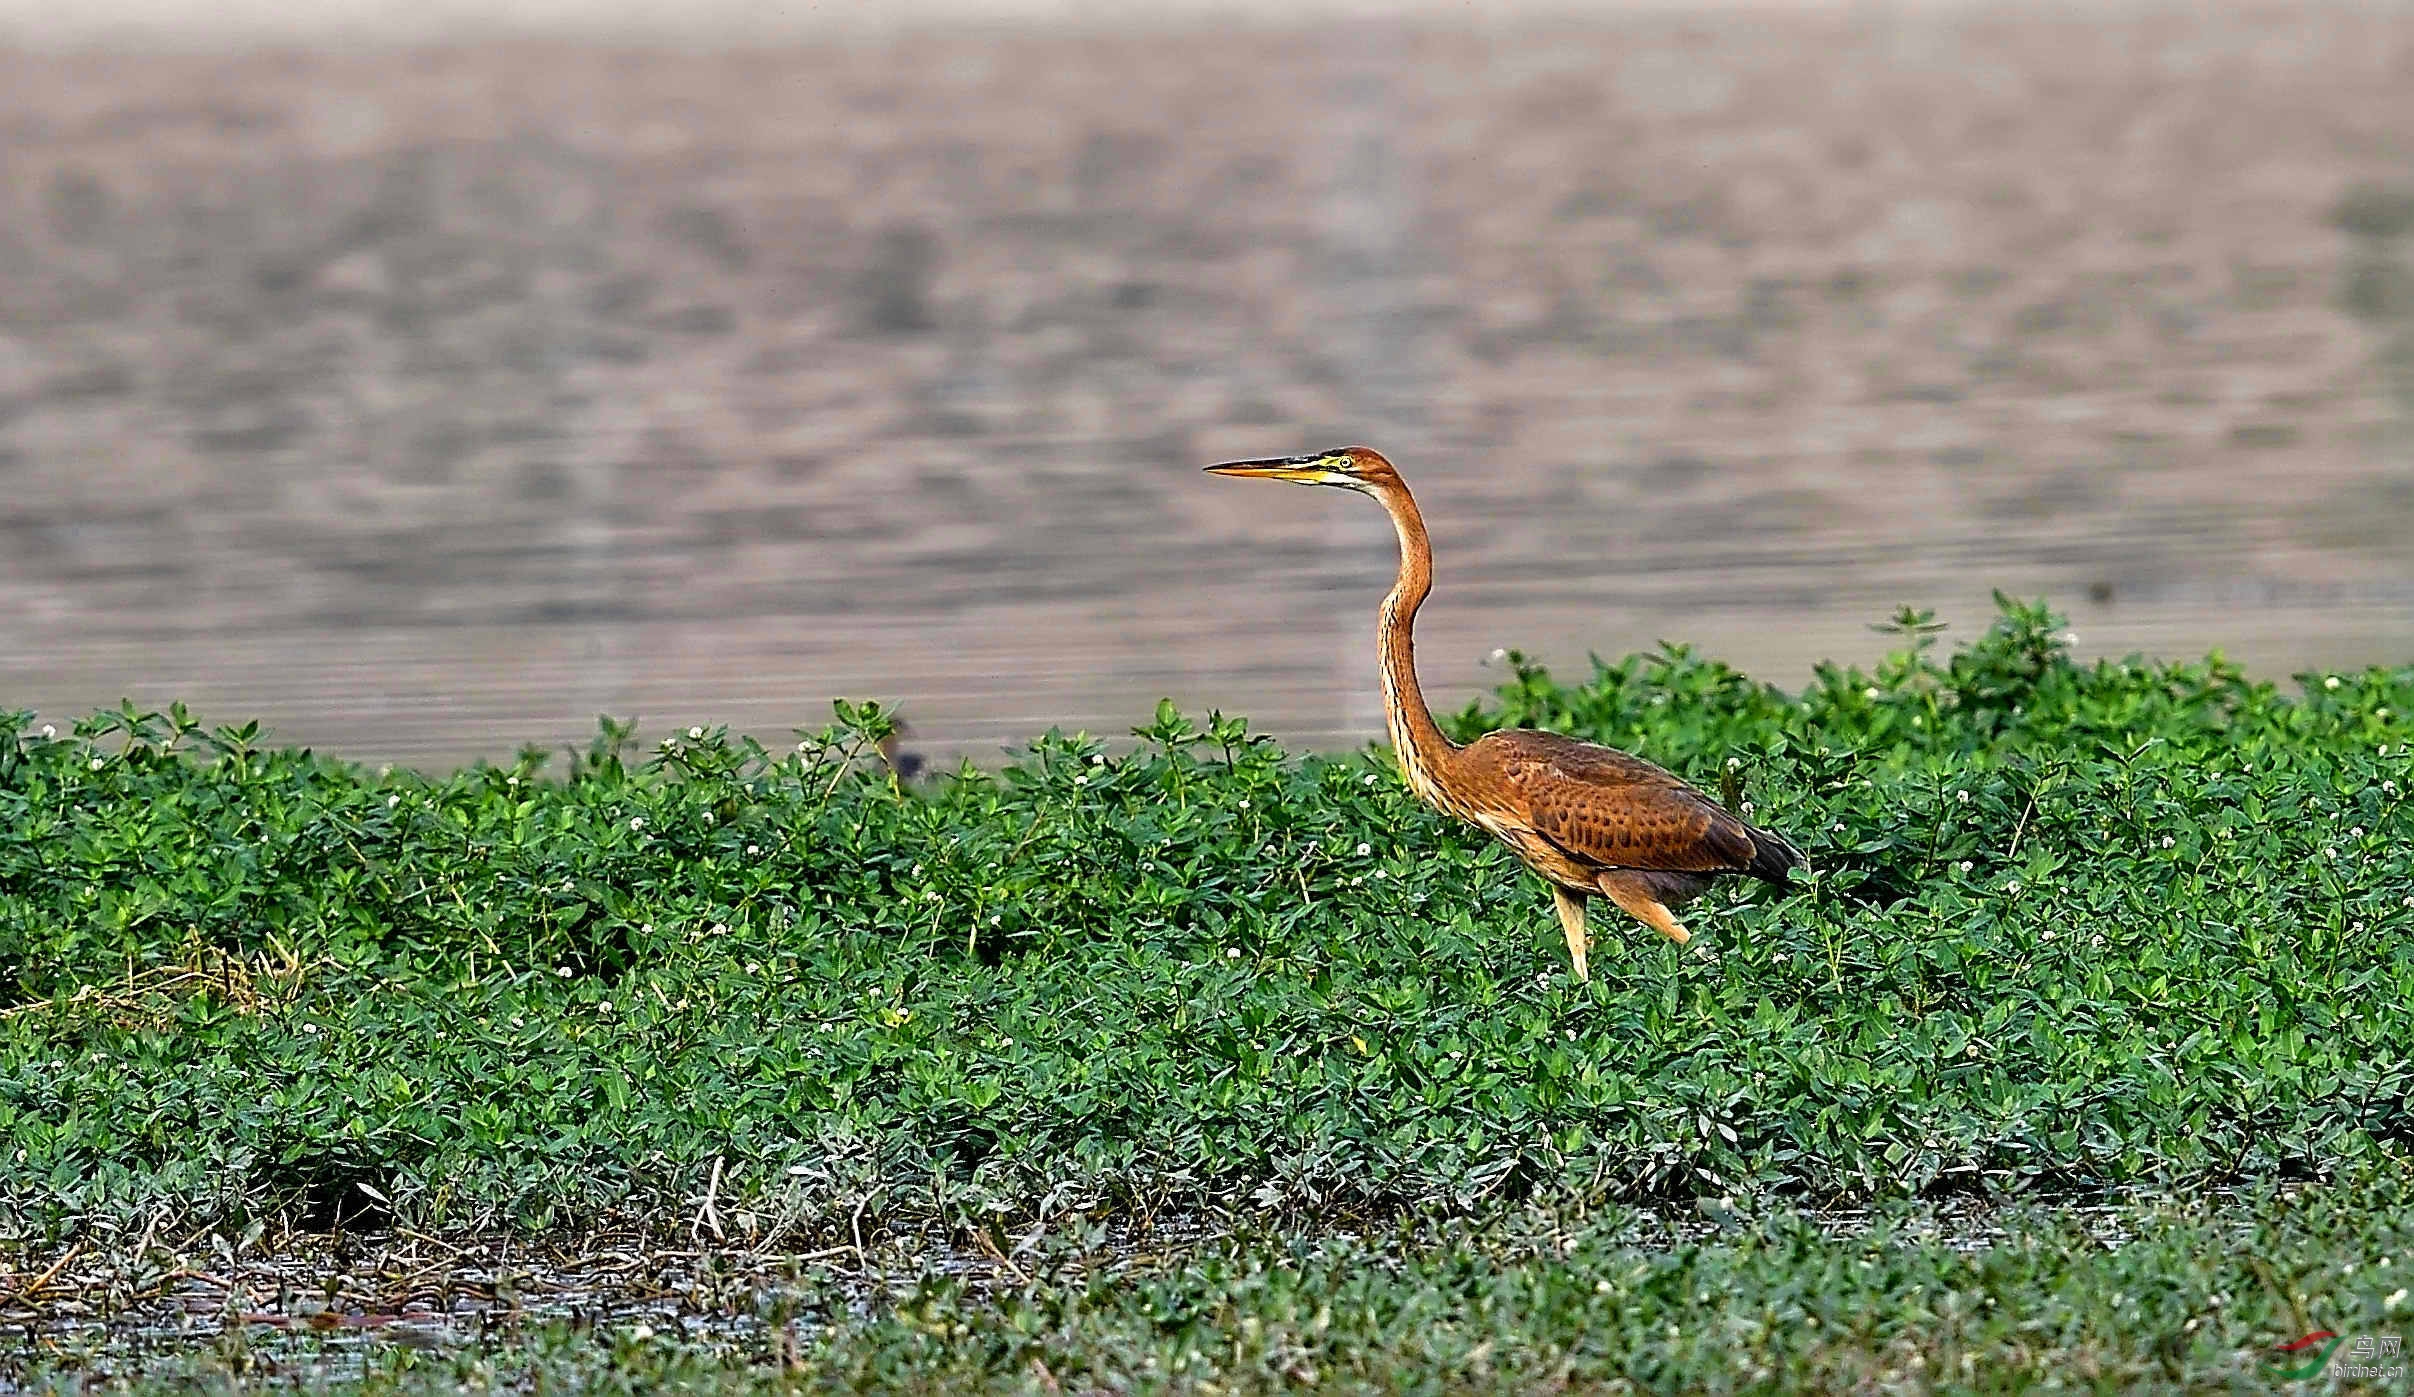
[1208,445,1803,979]
[876,720,925,782]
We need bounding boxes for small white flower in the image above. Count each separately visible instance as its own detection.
[1831,821,1845,832]
[630,817,646,831]
[1363,773,1377,785]
[711,923,729,936]
[39,724,55,739]
[1073,774,1088,786]
[2326,847,2338,860]
[2387,1287,2407,1311]
[1958,861,1973,873]
[1089,753,1105,765]
[1726,757,1742,771]
[1863,687,1880,700]
[1741,801,1755,815]
[598,1001,613,1013]
[1237,798,1249,808]
[2352,922,2366,935]
[641,924,654,935]
[2007,880,2021,894]
[689,725,705,738]
[2041,927,2055,942]
[1227,947,1242,959]
[2064,632,2080,645]
[1565,1029,1576,1040]
[302,1022,320,1034]
[507,775,519,787]
[1356,842,1371,857]
[88,757,103,771]
[746,844,759,855]
[1957,789,1971,804]
[2160,836,2174,849]
[387,794,400,808]
[990,914,1001,925]
[796,740,811,754]
[1374,869,1387,879]
[2324,676,2341,690]
[2090,934,2104,948]
[2351,827,2365,838]
[1773,952,1789,964]
[557,966,573,977]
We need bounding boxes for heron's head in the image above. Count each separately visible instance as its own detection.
[1204,445,1400,492]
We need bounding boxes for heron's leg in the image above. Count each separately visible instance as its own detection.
[1596,871,1692,948]
[1550,884,1591,982]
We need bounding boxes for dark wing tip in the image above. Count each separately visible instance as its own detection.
[1743,824,1807,885]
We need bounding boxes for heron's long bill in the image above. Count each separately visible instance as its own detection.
[1204,455,1335,482]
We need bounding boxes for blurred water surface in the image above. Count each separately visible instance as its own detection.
[3,5,2412,768]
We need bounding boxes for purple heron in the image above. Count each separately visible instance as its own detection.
[1207,446,1803,980]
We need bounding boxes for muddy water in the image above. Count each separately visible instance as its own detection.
[4,1199,2169,1384]
[3,10,2411,771]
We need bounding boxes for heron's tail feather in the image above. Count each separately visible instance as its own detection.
[1742,823,1807,886]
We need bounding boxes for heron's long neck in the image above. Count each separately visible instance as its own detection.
[1370,482,1458,797]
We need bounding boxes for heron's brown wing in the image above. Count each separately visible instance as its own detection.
[1475,729,1760,874]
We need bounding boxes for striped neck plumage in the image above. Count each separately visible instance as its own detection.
[1369,479,1459,797]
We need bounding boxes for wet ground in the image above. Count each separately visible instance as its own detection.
[1,1199,2165,1386]
[3,5,2412,770]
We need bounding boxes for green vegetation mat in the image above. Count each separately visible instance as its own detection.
[5,596,2412,1389]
